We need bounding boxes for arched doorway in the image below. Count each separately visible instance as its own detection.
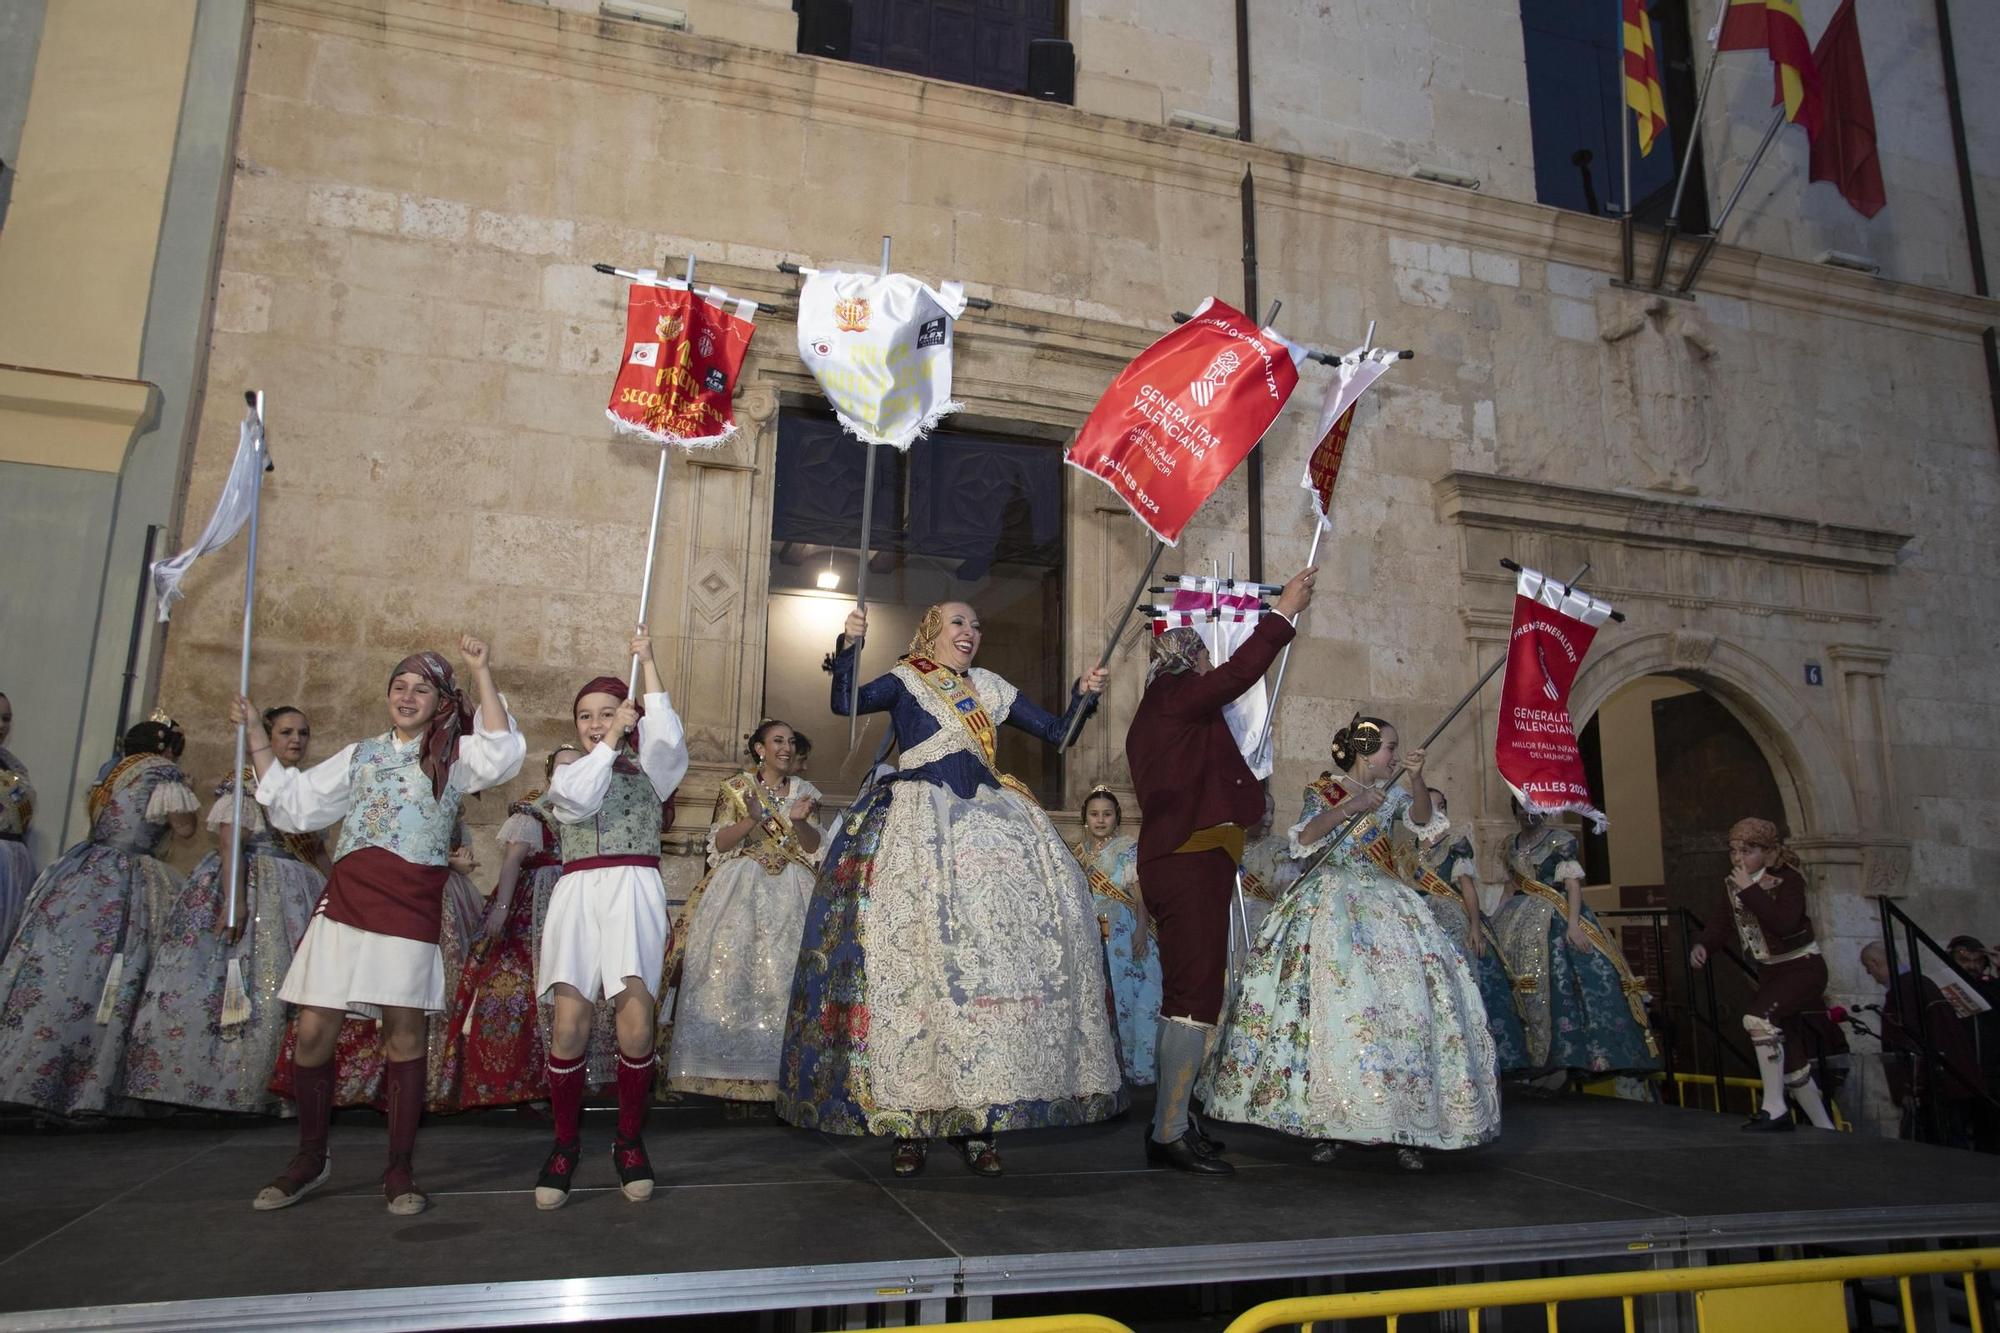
[1578,674,1793,1090]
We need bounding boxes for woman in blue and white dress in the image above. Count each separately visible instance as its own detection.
[0,692,37,952]
[778,601,1125,1179]
[1070,787,1158,1086]
[1200,716,1500,1169]
[0,718,200,1117]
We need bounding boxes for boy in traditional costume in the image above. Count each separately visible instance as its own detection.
[533,627,688,1210]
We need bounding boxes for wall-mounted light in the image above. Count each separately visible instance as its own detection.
[1168,110,1239,138]
[1410,164,1482,191]
[1815,249,1880,275]
[601,1,688,29]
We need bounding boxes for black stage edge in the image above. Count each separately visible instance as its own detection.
[3,1092,1997,1330]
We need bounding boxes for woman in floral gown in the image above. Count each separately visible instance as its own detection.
[0,717,199,1116]
[1200,716,1500,1169]
[434,782,562,1111]
[125,707,330,1113]
[1403,787,1531,1076]
[1070,787,1157,1085]
[778,601,1124,1178]
[0,692,36,952]
[663,720,821,1101]
[1490,801,1658,1078]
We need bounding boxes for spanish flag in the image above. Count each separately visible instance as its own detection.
[1622,0,1669,157]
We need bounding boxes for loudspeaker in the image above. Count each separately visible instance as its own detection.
[1026,38,1074,104]
[797,0,852,59]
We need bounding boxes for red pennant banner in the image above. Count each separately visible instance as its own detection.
[1065,298,1303,545]
[606,282,755,448]
[1495,566,1615,831]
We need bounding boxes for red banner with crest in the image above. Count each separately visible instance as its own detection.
[1495,566,1615,831]
[606,281,756,448]
[1065,298,1304,545]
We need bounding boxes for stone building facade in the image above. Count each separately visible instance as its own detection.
[3,0,1997,1126]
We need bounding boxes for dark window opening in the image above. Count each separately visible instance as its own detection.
[798,0,1069,103]
[1520,0,1711,232]
[765,408,1068,806]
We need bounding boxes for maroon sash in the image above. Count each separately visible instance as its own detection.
[319,846,450,944]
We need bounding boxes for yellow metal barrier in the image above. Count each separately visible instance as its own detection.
[1222,1247,1997,1333]
[1573,1070,1853,1130]
[928,1312,1136,1320]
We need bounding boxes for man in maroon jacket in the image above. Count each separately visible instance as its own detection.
[1127,564,1315,1175]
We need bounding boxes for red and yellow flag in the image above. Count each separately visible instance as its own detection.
[1713,0,1767,51]
[1765,0,1821,135]
[1622,0,1669,157]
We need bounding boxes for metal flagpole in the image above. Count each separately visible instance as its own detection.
[630,255,696,689]
[1058,538,1165,752]
[846,235,894,749]
[1287,562,1618,887]
[1677,105,1785,294]
[1651,0,1730,289]
[225,391,273,935]
[1252,319,1374,762]
[1619,0,1636,282]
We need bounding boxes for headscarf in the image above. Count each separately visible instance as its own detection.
[1728,816,1801,870]
[573,675,643,755]
[1146,626,1206,687]
[390,652,472,800]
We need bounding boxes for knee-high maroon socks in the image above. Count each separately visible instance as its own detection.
[616,1049,654,1142]
[548,1056,586,1145]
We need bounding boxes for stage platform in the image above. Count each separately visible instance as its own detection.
[3,1091,1997,1330]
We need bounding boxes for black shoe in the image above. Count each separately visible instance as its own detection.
[1742,1110,1796,1134]
[1189,1117,1228,1158]
[1146,1132,1235,1176]
[611,1135,655,1201]
[956,1136,1003,1177]
[890,1137,929,1177]
[534,1139,580,1211]
[1308,1139,1342,1166]
[1394,1146,1425,1171]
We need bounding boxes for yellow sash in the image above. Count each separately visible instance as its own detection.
[1070,839,1158,940]
[1506,860,1658,1057]
[229,766,324,867]
[1239,868,1275,903]
[905,656,1040,803]
[723,772,817,875]
[88,753,158,825]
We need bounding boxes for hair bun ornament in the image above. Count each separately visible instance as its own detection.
[1087,781,1116,798]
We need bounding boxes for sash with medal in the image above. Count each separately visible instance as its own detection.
[1069,839,1159,939]
[1506,851,1658,1057]
[903,656,1042,804]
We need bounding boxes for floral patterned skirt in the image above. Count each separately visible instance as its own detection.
[432,874,545,1110]
[1421,893,1534,1076]
[0,843,182,1116]
[1097,897,1159,1085]
[0,840,34,953]
[776,778,1127,1138]
[123,849,321,1113]
[1199,858,1501,1150]
[1490,893,1658,1076]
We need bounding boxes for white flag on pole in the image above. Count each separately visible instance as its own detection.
[152,411,266,622]
[796,269,967,449]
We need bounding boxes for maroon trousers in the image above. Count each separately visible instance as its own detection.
[1140,848,1238,1026]
[1748,952,1838,1072]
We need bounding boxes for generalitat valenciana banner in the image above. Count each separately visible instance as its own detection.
[1066,298,1304,545]
[796,269,967,449]
[1495,565,1614,832]
[606,278,757,448]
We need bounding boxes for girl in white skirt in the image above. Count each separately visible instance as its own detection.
[244,636,524,1215]
[533,626,688,1210]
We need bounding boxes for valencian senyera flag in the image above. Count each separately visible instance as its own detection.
[1623,0,1668,156]
[797,269,967,449]
[152,406,267,622]
[1068,298,1306,545]
[1148,573,1280,778]
[1495,566,1615,832]
[1716,0,1820,135]
[1302,345,1399,527]
[607,278,758,448]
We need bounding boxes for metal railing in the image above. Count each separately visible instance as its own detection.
[1220,1247,1998,1332]
[1876,895,2000,1147]
[1665,1070,1853,1130]
[1598,905,1758,1096]
[928,1320,1134,1333]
